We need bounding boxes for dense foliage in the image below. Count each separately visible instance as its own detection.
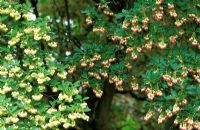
[0,1,89,129]
[71,0,200,129]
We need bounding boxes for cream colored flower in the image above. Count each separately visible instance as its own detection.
[57,71,67,79]
[29,108,37,114]
[18,111,27,118]
[37,78,46,84]
[10,117,19,123]
[29,65,35,69]
[11,91,19,98]
[47,108,57,114]
[63,123,70,129]
[0,66,8,76]
[5,54,13,61]
[68,113,77,120]
[8,37,20,46]
[26,85,32,92]
[58,104,67,111]
[0,22,8,32]
[32,94,43,101]
[80,103,87,109]
[11,66,20,73]
[23,12,36,21]
[23,98,31,104]
[43,34,51,41]
[24,27,33,33]
[34,34,42,40]
[48,42,57,48]
[52,86,58,93]
[33,27,41,33]
[10,10,21,20]
[38,73,45,78]
[24,48,37,55]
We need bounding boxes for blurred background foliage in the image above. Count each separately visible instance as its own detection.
[34,0,172,130]
[111,94,166,130]
[38,0,94,36]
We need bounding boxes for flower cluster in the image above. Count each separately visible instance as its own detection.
[80,54,101,68]
[93,27,106,33]
[0,5,20,20]
[109,76,123,91]
[0,22,8,32]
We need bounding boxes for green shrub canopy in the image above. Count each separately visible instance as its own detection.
[0,1,89,129]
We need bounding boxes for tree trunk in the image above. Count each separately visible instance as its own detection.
[30,0,39,17]
[92,81,115,130]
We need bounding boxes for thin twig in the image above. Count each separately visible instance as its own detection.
[52,0,62,18]
[64,0,71,37]
[19,0,25,4]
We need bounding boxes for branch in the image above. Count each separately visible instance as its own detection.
[19,0,25,4]
[52,0,62,19]
[64,0,71,37]
[115,90,147,101]
[17,0,26,68]
[69,36,82,48]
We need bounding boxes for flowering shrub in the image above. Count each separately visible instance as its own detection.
[0,1,89,129]
[66,0,199,129]
[143,48,200,129]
